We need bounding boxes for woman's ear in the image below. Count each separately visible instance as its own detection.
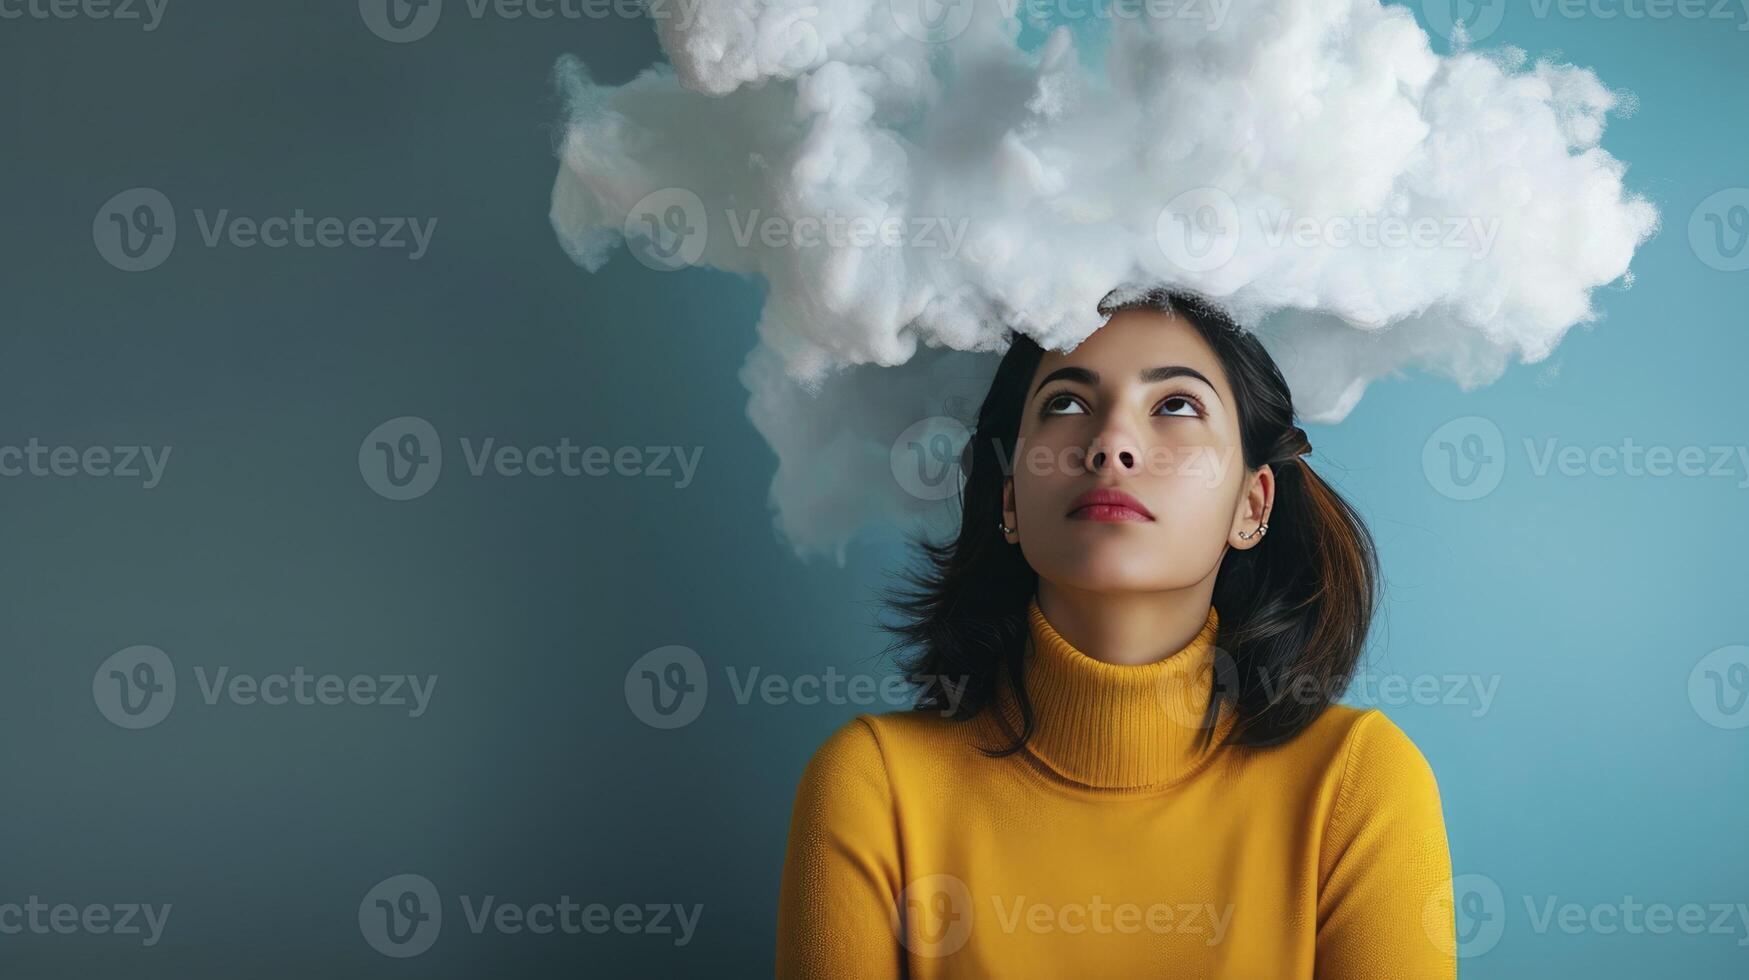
[1229,464,1275,550]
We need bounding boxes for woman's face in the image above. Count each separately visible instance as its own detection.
[1001,307,1273,593]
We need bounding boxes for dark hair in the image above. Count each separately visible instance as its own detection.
[880,287,1379,752]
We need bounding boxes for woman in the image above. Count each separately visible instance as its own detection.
[775,288,1457,978]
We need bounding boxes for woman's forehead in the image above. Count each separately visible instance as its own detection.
[1036,309,1224,384]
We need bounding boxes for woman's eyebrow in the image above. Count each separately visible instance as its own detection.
[1033,364,1217,395]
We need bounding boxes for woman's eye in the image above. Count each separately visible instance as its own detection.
[1044,394,1085,415]
[1157,396,1201,418]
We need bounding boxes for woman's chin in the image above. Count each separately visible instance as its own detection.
[1040,548,1192,595]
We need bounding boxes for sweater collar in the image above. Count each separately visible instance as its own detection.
[989,596,1231,791]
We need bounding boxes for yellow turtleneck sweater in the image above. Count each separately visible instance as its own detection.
[776,598,1456,979]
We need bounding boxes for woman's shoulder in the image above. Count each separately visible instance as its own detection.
[1230,705,1443,816]
[794,709,984,789]
[1287,705,1445,827]
[1280,703,1436,768]
[806,707,973,756]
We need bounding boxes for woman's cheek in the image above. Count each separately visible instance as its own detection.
[1151,481,1238,557]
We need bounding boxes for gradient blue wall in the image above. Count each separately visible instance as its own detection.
[0,1,1744,976]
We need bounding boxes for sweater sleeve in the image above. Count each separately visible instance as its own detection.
[776,716,905,980]
[1315,710,1457,980]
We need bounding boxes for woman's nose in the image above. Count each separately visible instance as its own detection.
[1087,434,1141,474]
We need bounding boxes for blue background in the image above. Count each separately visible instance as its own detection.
[1,1,1744,976]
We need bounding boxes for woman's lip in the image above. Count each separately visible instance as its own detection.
[1066,487,1155,520]
[1068,503,1155,522]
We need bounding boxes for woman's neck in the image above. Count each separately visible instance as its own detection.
[1034,580,1219,667]
[981,594,1229,790]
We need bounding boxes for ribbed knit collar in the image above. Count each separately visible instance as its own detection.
[988,596,1231,791]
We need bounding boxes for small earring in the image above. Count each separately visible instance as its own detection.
[998,519,1015,535]
[1237,521,1269,541]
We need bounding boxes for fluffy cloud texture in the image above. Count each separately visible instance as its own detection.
[550,0,1658,562]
